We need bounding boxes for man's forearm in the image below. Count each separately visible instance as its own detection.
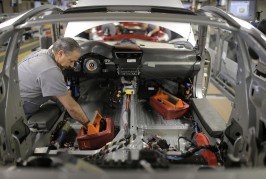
[56,94,90,125]
[67,102,90,125]
[151,26,160,35]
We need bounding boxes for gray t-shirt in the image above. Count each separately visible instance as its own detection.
[18,49,68,117]
[101,23,116,36]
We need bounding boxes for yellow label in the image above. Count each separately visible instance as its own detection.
[125,89,134,95]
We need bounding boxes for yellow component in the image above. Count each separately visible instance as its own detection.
[44,24,51,28]
[125,89,134,95]
[42,24,52,36]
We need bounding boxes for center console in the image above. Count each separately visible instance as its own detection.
[113,46,143,76]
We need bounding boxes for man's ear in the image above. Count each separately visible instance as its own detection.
[58,50,64,57]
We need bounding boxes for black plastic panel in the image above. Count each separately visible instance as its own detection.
[140,48,200,80]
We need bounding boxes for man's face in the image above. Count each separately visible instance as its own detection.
[141,23,148,30]
[55,50,80,70]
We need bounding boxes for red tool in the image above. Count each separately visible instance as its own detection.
[150,89,189,119]
[195,133,218,166]
[76,111,114,150]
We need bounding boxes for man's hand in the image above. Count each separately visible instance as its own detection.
[147,32,153,37]
[82,120,90,134]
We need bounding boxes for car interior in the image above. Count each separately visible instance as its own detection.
[15,20,228,169]
[0,4,266,176]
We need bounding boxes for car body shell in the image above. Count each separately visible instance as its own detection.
[0,0,266,178]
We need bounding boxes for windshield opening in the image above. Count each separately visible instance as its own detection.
[75,22,185,43]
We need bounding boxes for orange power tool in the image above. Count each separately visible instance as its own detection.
[194,133,218,166]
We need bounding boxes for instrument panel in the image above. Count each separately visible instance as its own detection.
[71,42,143,78]
[66,40,200,81]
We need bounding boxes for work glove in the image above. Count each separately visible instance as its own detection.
[82,121,90,134]
[147,32,153,37]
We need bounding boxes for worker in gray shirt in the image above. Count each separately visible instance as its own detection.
[18,37,90,127]
[141,23,160,37]
[101,23,116,36]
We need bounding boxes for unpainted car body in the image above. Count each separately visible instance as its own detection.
[0,0,266,178]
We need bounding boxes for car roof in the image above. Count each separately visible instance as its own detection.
[76,0,183,8]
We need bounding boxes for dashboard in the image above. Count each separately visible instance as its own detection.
[64,40,201,80]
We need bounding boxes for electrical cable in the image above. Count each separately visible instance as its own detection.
[179,145,218,158]
[178,136,197,150]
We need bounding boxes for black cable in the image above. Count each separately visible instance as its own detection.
[179,145,218,158]
[186,57,199,81]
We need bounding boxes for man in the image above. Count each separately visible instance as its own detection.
[140,23,160,37]
[249,19,266,60]
[18,37,90,127]
[216,0,221,6]
[101,23,116,36]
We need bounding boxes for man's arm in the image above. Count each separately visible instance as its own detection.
[147,25,160,37]
[55,94,90,126]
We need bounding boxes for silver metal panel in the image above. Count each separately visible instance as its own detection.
[77,0,183,8]
[135,98,192,148]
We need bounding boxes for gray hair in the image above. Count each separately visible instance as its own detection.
[52,37,80,54]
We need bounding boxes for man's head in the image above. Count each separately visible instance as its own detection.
[141,23,148,30]
[52,37,81,70]
[258,19,266,35]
